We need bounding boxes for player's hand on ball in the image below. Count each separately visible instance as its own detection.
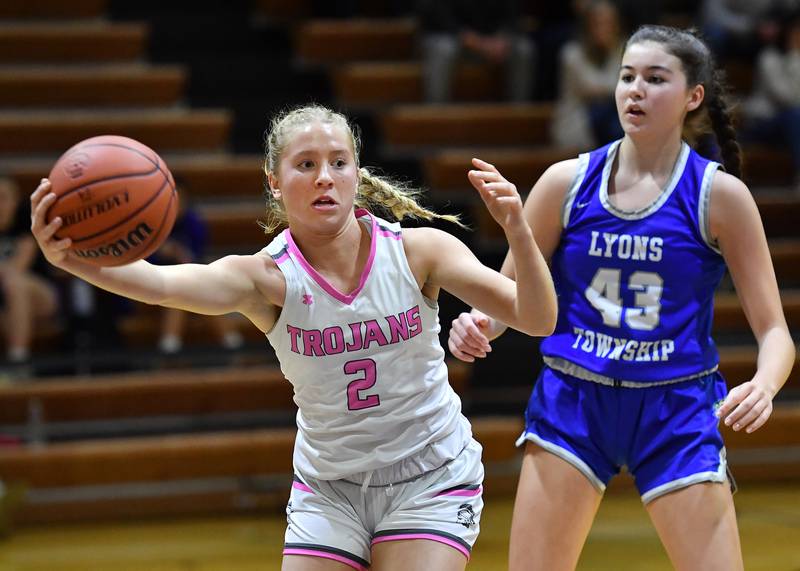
[468,158,525,233]
[448,311,493,363]
[30,179,72,266]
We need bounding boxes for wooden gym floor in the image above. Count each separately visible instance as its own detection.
[1,483,798,571]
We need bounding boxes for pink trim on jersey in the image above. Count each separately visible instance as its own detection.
[435,486,482,498]
[291,481,314,494]
[283,548,368,571]
[371,534,470,560]
[282,210,378,305]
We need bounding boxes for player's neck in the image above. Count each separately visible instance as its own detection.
[619,131,683,180]
[291,215,370,287]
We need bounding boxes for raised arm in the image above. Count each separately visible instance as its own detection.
[31,179,283,332]
[446,159,576,361]
[710,172,796,433]
[407,158,558,342]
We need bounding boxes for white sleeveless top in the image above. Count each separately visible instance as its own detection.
[264,209,471,480]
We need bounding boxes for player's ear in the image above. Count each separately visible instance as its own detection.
[267,172,281,200]
[686,83,704,112]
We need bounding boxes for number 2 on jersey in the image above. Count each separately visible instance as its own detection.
[585,268,663,330]
[345,358,380,410]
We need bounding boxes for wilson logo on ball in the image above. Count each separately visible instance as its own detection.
[73,222,155,260]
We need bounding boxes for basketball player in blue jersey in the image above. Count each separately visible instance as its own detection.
[30,105,557,570]
[449,26,795,570]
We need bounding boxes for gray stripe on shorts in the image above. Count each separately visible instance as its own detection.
[373,528,472,551]
[640,448,728,504]
[283,542,369,567]
[515,431,606,493]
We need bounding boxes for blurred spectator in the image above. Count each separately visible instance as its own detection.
[529,2,584,101]
[700,0,784,61]
[149,189,243,354]
[551,0,624,150]
[742,8,800,190]
[417,0,535,102]
[0,178,58,365]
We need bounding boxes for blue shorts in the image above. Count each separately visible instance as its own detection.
[516,365,732,503]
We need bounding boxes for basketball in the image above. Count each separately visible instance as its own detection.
[46,135,178,267]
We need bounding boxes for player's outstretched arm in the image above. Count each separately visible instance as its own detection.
[31,179,282,324]
[711,172,796,433]
[446,158,577,361]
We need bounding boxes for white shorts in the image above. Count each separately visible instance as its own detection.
[283,438,484,570]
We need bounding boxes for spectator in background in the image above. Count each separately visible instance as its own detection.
[551,0,624,150]
[0,177,58,366]
[742,8,800,191]
[417,0,535,102]
[149,184,243,354]
[528,2,584,101]
[700,0,780,61]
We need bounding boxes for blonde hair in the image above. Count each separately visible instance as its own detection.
[261,104,463,234]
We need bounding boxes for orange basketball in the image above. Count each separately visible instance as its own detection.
[47,135,178,267]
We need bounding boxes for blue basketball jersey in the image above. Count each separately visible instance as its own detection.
[540,140,727,384]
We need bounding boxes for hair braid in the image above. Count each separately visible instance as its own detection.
[357,168,465,228]
[704,69,742,178]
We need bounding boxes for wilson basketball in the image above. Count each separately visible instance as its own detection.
[46,135,178,267]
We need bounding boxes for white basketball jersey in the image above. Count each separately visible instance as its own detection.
[264,209,471,480]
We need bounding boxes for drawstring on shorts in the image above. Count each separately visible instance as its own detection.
[360,470,373,495]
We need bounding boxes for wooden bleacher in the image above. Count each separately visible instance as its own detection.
[294,18,415,64]
[0,361,473,523]
[0,0,108,20]
[0,109,231,154]
[0,22,148,63]
[0,66,187,108]
[382,103,554,148]
[333,62,504,107]
[9,154,265,201]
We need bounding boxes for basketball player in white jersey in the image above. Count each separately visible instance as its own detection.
[30,104,558,570]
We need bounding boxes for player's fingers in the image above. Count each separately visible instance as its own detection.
[471,157,499,174]
[716,384,748,419]
[723,390,758,427]
[468,170,503,183]
[30,178,51,205]
[39,217,64,242]
[52,237,72,250]
[728,400,766,431]
[480,182,517,196]
[448,336,476,363]
[450,321,488,356]
[453,315,491,350]
[462,322,491,352]
[744,405,773,433]
[31,193,58,231]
